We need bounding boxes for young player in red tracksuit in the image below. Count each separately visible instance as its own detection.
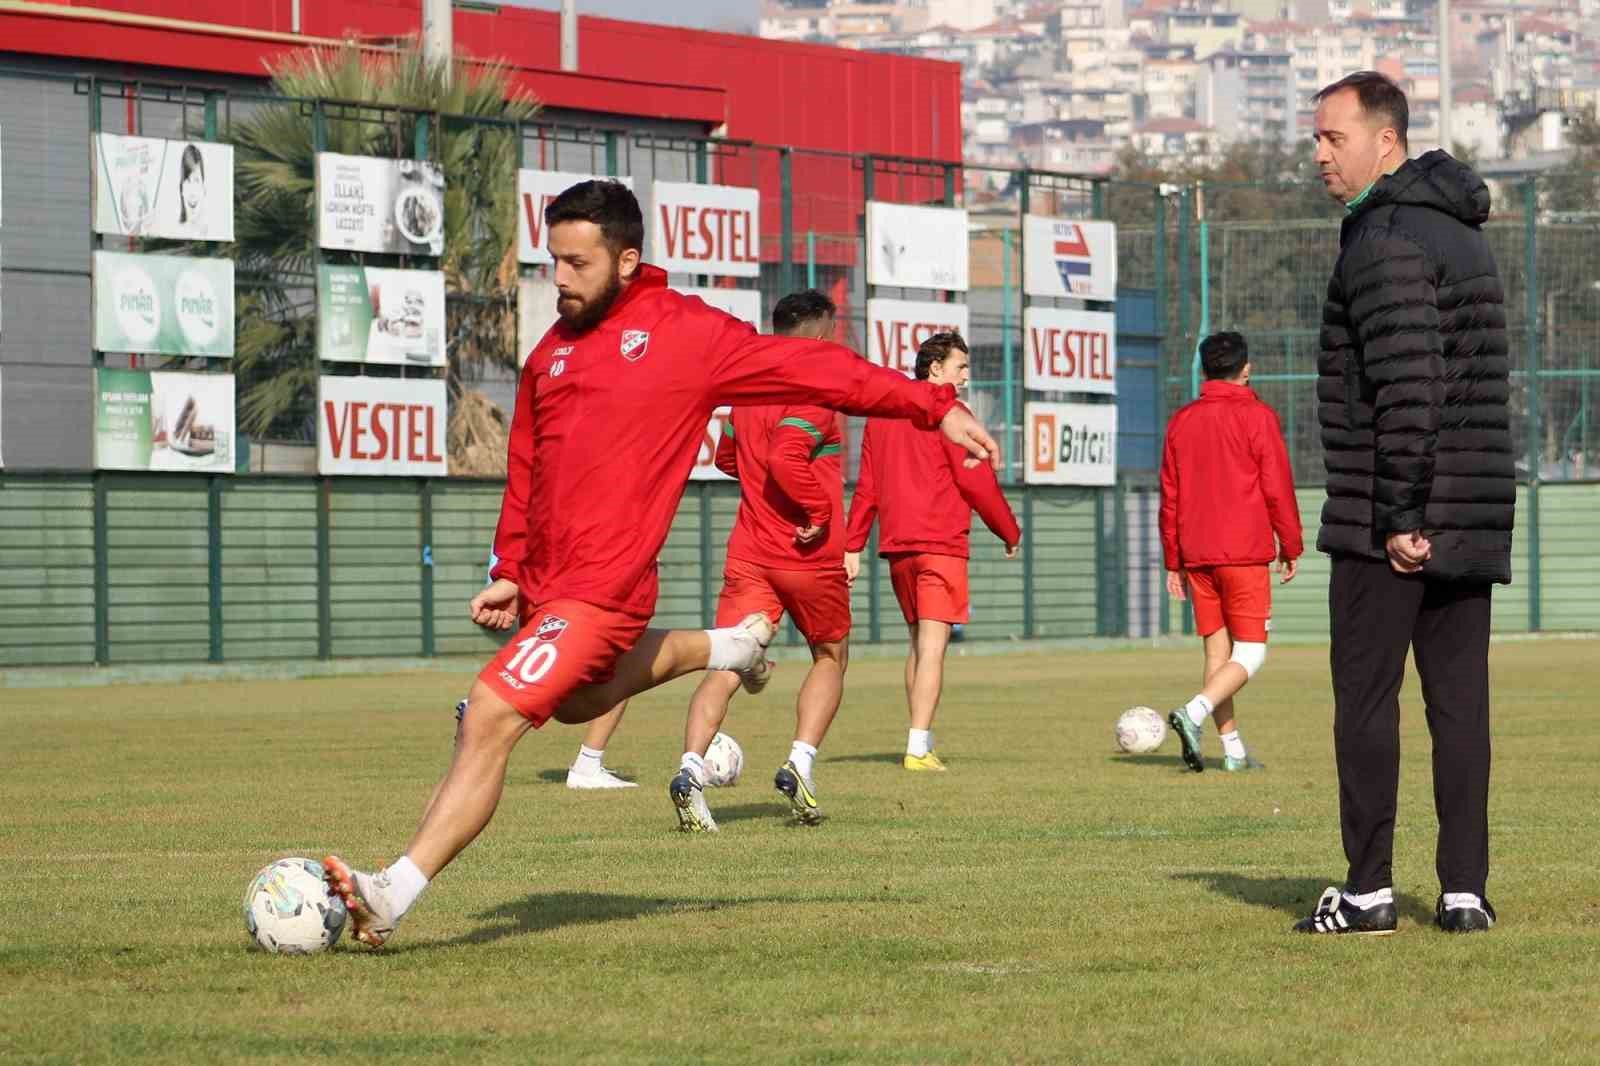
[844,331,1021,772]
[671,290,851,831]
[319,182,1001,949]
[1158,331,1304,773]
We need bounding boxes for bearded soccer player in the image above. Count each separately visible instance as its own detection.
[844,331,1020,771]
[319,182,999,948]
[671,289,850,832]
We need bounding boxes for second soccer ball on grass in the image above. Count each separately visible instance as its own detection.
[704,732,744,787]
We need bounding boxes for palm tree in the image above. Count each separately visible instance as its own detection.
[225,43,536,469]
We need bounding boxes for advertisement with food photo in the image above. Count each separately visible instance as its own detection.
[94,369,235,473]
[315,153,445,256]
[318,265,446,366]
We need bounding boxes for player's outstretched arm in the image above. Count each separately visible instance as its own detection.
[944,421,1020,546]
[704,320,996,465]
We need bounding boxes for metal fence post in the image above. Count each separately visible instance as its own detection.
[1093,488,1107,636]
[1524,178,1542,631]
[420,478,435,657]
[1176,186,1193,636]
[806,230,816,289]
[1153,187,1170,636]
[943,162,956,207]
[604,130,619,177]
[867,529,881,644]
[780,147,795,292]
[699,482,714,629]
[93,473,109,666]
[1113,477,1128,637]
[1002,227,1016,483]
[317,477,332,659]
[1022,489,1035,638]
[203,91,218,140]
[208,476,223,662]
[1091,179,1105,219]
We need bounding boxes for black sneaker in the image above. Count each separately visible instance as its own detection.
[1436,895,1496,933]
[1292,886,1398,935]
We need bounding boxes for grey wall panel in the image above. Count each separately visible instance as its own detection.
[0,365,93,469]
[0,269,92,368]
[0,70,91,276]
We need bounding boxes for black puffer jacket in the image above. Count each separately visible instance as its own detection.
[1316,150,1514,584]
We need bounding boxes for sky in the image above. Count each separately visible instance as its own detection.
[505,0,761,33]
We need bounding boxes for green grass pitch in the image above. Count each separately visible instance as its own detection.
[2,638,1598,1064]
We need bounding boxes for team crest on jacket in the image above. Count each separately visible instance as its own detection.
[536,616,569,642]
[620,330,650,362]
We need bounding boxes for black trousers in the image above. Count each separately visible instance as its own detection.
[1329,556,1492,897]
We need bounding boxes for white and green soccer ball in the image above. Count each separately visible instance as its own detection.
[243,858,347,954]
[704,732,744,787]
[1115,706,1168,754]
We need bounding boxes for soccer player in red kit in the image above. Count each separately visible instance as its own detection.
[1158,331,1303,773]
[319,182,1000,948]
[671,290,851,831]
[844,331,1021,771]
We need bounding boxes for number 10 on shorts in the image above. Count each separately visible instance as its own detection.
[502,637,559,688]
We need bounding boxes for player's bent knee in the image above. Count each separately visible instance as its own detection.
[462,681,531,745]
[1229,641,1267,679]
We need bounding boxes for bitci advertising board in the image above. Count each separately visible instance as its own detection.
[866,298,970,376]
[1024,401,1117,486]
[1023,216,1118,302]
[318,376,448,476]
[1023,307,1117,395]
[517,171,635,265]
[651,181,761,278]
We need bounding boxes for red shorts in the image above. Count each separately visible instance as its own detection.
[715,558,851,645]
[477,599,650,726]
[888,552,969,626]
[1186,565,1271,642]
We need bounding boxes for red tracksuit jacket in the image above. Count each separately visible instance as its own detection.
[845,406,1021,559]
[490,266,957,617]
[1159,379,1304,571]
[714,405,845,570]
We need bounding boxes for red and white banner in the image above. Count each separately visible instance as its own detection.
[1023,216,1117,302]
[517,170,634,265]
[318,376,448,476]
[866,298,970,376]
[1024,307,1117,395]
[652,181,761,278]
[1024,401,1117,486]
[678,286,762,326]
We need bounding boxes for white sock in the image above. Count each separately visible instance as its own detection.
[386,856,429,917]
[705,620,767,671]
[788,741,818,780]
[680,752,707,786]
[907,728,932,758]
[1219,729,1247,760]
[1342,887,1394,910]
[1442,892,1483,911]
[1185,694,1214,727]
[572,744,604,775]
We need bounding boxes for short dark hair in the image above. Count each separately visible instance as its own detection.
[1313,70,1409,150]
[914,330,968,380]
[1199,331,1249,380]
[771,289,836,335]
[544,180,644,255]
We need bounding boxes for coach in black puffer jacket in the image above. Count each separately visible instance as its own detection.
[1316,151,1515,582]
[1293,72,1507,941]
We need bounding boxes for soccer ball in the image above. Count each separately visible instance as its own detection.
[1115,706,1168,754]
[243,858,347,954]
[704,732,744,787]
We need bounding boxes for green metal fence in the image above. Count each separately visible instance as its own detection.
[4,472,1594,670]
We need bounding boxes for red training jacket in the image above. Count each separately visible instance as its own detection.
[845,405,1021,559]
[1159,379,1304,571]
[490,265,957,617]
[715,405,845,570]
